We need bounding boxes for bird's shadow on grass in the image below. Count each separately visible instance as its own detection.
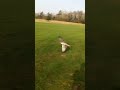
[72,63,85,90]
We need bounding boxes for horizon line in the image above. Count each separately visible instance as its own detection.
[35,10,85,14]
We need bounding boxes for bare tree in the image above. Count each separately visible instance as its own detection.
[35,10,85,24]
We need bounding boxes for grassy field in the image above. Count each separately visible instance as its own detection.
[35,20,85,90]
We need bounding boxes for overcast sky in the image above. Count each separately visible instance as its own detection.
[35,0,85,14]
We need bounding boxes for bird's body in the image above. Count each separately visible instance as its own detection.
[58,36,70,52]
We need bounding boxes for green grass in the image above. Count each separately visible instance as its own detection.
[35,22,85,90]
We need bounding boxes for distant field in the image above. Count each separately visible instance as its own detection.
[35,20,85,90]
[35,19,84,25]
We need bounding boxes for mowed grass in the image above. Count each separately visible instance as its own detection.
[35,21,85,90]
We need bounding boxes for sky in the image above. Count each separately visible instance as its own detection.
[35,0,85,14]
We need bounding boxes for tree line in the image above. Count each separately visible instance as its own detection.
[35,10,85,24]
